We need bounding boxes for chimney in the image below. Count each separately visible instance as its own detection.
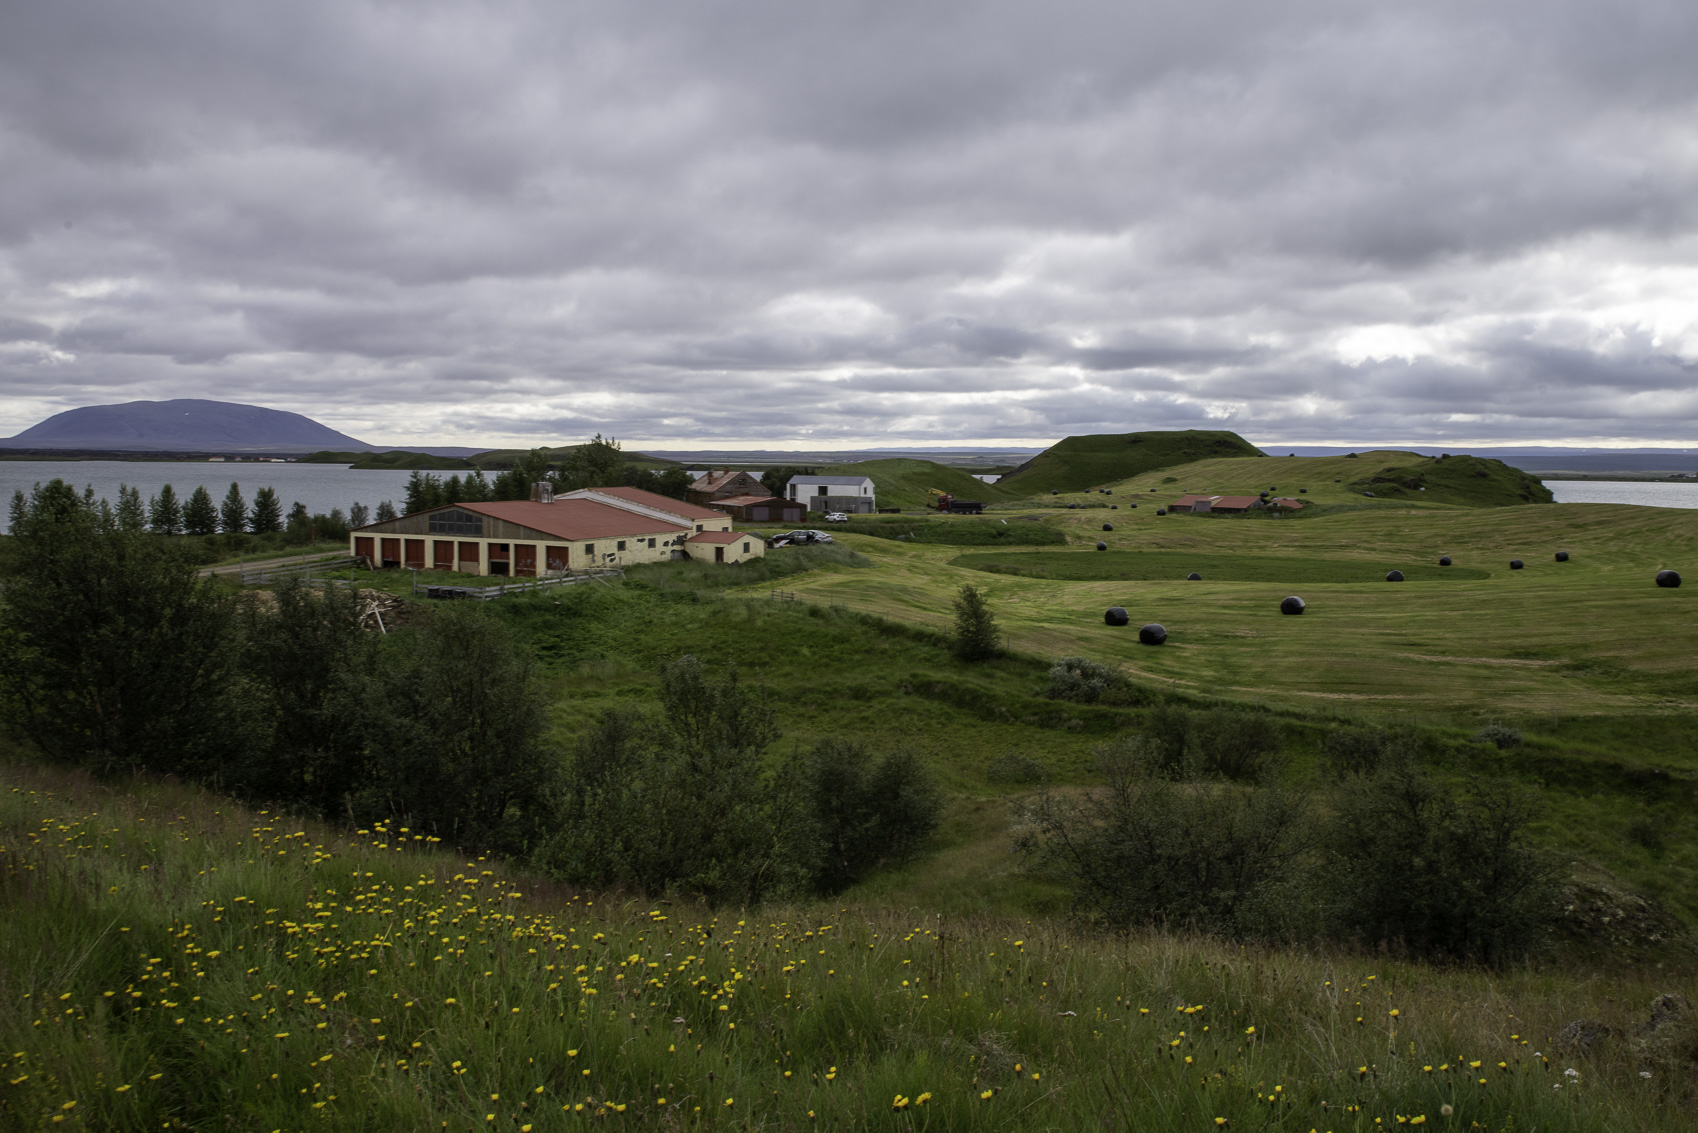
[532,482,554,504]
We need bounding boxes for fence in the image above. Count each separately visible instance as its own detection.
[413,568,624,602]
[240,554,359,586]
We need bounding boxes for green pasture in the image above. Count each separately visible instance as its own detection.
[761,499,1698,719]
[954,549,1492,583]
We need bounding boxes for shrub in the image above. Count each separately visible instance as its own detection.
[1320,727,1418,778]
[793,738,942,894]
[1188,707,1284,780]
[1044,656,1120,703]
[986,750,1049,785]
[1016,736,1310,937]
[1322,765,1561,964]
[1472,723,1524,750]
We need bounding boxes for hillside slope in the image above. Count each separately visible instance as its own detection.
[0,399,372,453]
[996,429,1263,495]
[816,457,1024,511]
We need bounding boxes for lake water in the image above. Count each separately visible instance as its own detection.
[0,460,413,533]
[1543,480,1698,509]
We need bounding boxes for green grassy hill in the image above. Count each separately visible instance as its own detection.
[995,430,1264,496]
[814,457,1025,512]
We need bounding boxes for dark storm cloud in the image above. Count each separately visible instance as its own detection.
[2,0,1697,446]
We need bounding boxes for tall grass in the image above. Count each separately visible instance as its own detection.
[1,755,1690,1131]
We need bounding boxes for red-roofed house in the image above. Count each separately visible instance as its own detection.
[687,469,767,506]
[350,485,739,576]
[685,529,765,564]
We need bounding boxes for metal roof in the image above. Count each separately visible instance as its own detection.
[459,499,685,540]
[686,529,753,544]
[786,474,873,486]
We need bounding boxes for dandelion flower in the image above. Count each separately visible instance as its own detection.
[980,1090,994,1100]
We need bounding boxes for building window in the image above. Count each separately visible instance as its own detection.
[647,538,656,548]
[427,507,485,536]
[695,524,703,532]
[585,544,595,556]
[742,542,750,553]
[617,540,627,551]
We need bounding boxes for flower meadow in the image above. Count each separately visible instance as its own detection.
[0,759,1689,1132]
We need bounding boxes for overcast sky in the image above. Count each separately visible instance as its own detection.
[2,0,1696,449]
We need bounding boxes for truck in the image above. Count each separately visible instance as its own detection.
[927,489,986,515]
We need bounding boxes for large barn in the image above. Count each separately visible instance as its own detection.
[349,485,763,576]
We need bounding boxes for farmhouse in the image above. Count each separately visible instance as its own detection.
[687,469,768,506]
[1167,494,1265,514]
[786,473,876,514]
[350,484,761,576]
[709,494,809,523]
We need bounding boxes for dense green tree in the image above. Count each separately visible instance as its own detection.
[793,738,941,894]
[348,501,370,528]
[250,486,283,533]
[562,436,622,489]
[373,500,397,523]
[951,582,1001,660]
[359,606,560,855]
[235,579,377,816]
[219,482,248,533]
[183,484,219,536]
[0,480,243,778]
[284,501,312,543]
[116,484,147,533]
[460,470,492,502]
[148,483,183,535]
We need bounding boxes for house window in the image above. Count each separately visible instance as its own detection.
[585,543,595,556]
[742,542,750,553]
[695,524,703,532]
[647,538,656,548]
[617,540,627,551]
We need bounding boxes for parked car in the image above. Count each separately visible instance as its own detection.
[823,511,849,523]
[772,528,834,545]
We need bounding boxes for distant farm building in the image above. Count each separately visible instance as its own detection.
[685,529,764,563]
[687,469,768,507]
[1168,494,1284,514]
[786,474,876,514]
[350,484,762,575]
[710,494,809,523]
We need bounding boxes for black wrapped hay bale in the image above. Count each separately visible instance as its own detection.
[1111,505,1118,509]
[1068,502,1078,509]
[1095,541,1107,551]
[1280,595,1306,615]
[1656,569,1681,589]
[1363,491,1375,497]
[1439,555,1451,566]
[1299,488,1307,493]
[1187,572,1201,581]
[1102,523,1114,531]
[1139,623,1167,646]
[1510,559,1524,570]
[1555,551,1569,562]
[1129,503,1137,508]
[1156,508,1167,516]
[1386,570,1404,582]
[1051,490,1059,496]
[1104,489,1113,494]
[1104,606,1130,626]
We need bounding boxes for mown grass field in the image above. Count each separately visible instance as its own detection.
[3,756,1693,1132]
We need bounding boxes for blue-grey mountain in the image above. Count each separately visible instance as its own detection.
[0,400,374,453]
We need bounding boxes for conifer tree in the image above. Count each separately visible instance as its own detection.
[348,501,370,528]
[951,582,1002,661]
[250,486,283,533]
[183,485,219,535]
[219,482,247,533]
[116,485,147,533]
[148,484,183,535]
[374,500,397,523]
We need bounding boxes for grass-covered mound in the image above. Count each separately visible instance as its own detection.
[997,430,1263,496]
[837,517,1066,546]
[3,757,1692,1132]
[811,457,1023,512]
[1347,453,1554,507]
[953,550,1492,583]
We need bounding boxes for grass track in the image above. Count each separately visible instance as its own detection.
[952,549,1492,583]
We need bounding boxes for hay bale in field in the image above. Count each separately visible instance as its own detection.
[1187,572,1201,580]
[1102,523,1114,531]
[1280,595,1306,615]
[1139,623,1167,646]
[1096,541,1108,551]
[1156,508,1167,516]
[1555,551,1569,562]
[1656,569,1681,588]
[1104,606,1130,626]
[1510,559,1524,570]
[1439,555,1451,566]
[1386,570,1404,582]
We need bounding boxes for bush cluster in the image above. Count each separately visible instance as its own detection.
[1044,656,1132,704]
[1019,715,1562,964]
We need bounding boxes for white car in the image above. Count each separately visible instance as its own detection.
[823,511,849,523]
[775,529,834,545]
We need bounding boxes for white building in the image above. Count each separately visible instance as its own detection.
[785,474,876,514]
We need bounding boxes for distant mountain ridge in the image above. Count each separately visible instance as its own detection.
[0,399,375,453]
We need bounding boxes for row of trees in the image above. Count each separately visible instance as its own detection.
[9,481,399,542]
[401,436,696,515]
[0,479,940,898]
